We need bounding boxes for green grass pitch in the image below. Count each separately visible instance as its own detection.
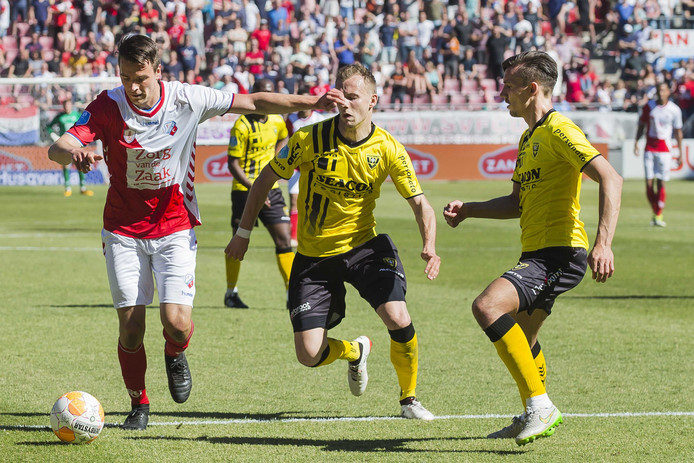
[0,179,692,462]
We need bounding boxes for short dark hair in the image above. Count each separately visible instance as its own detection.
[252,78,274,93]
[117,34,161,70]
[502,51,558,95]
[336,63,376,94]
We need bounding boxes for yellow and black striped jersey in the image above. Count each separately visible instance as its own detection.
[228,114,288,191]
[513,110,601,252]
[270,116,423,257]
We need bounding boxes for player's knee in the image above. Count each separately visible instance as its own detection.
[295,342,323,367]
[471,295,490,320]
[119,323,144,349]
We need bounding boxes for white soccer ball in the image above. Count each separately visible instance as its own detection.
[50,391,105,444]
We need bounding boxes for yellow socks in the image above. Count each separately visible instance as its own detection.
[312,338,360,367]
[389,324,418,401]
[225,255,241,290]
[275,249,294,289]
[484,314,546,404]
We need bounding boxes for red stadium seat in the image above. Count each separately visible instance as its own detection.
[20,36,33,50]
[443,78,461,94]
[430,93,449,108]
[15,22,31,37]
[461,79,479,93]
[413,93,431,106]
[480,78,498,91]
[3,36,18,50]
[39,36,55,50]
[449,92,468,106]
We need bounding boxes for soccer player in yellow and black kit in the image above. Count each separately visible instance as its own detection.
[444,51,622,445]
[226,63,441,419]
[224,79,293,308]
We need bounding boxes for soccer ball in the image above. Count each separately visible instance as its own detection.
[50,391,105,444]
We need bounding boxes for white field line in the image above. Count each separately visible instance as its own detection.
[0,246,99,252]
[7,411,694,430]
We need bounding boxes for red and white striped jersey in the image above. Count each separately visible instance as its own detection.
[640,100,683,153]
[67,80,234,238]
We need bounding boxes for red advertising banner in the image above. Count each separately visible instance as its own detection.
[0,143,611,186]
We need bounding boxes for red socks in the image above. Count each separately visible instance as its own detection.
[290,210,298,241]
[118,341,149,406]
[163,321,194,358]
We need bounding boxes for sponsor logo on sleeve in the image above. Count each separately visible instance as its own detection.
[75,111,91,126]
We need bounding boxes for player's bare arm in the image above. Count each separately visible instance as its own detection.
[225,164,282,261]
[48,134,103,174]
[674,128,683,166]
[583,156,623,283]
[443,183,521,228]
[633,121,645,156]
[228,88,346,115]
[407,194,440,280]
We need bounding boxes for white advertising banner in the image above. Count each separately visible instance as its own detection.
[619,139,694,179]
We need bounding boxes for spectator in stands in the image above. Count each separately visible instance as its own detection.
[9,48,32,78]
[267,0,289,39]
[424,60,443,96]
[379,13,398,64]
[252,19,272,52]
[335,28,358,69]
[280,63,299,94]
[178,33,201,76]
[398,10,418,63]
[32,0,52,35]
[417,10,435,61]
[245,37,265,76]
[228,17,249,54]
[139,1,160,34]
[486,25,510,89]
[611,79,628,111]
[163,49,185,81]
[438,13,460,78]
[389,60,408,110]
[78,0,101,36]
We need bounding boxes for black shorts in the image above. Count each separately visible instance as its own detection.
[231,188,289,228]
[287,234,407,332]
[501,247,587,315]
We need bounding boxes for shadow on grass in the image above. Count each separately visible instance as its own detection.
[566,295,694,300]
[127,435,525,456]
[49,304,115,308]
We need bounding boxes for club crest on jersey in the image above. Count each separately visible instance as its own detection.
[366,155,380,169]
[123,129,137,144]
[532,143,540,158]
[277,145,288,159]
[164,121,178,136]
[383,257,397,269]
[229,136,238,148]
[75,111,91,126]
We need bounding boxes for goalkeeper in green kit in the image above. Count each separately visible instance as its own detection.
[48,99,94,197]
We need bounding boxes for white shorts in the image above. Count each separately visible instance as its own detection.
[644,150,672,181]
[288,169,300,195]
[102,228,197,309]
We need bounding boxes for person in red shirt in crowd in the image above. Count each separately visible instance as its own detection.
[140,1,160,34]
[168,14,188,48]
[251,19,272,52]
[245,37,264,76]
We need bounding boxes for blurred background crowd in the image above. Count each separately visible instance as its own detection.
[0,0,693,118]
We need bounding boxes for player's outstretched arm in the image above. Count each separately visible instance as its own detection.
[443,183,521,228]
[228,88,346,115]
[407,194,440,280]
[48,134,103,173]
[583,156,623,283]
[225,164,282,261]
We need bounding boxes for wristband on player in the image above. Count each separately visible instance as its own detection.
[235,227,252,239]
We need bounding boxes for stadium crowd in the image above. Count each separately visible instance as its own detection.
[0,0,693,118]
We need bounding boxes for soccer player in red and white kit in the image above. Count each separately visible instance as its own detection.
[634,82,683,227]
[48,34,341,430]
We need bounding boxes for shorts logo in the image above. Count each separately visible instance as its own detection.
[290,302,311,319]
[366,154,380,169]
[383,257,397,269]
[532,143,540,158]
[184,274,194,289]
[512,262,529,270]
[164,121,178,136]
